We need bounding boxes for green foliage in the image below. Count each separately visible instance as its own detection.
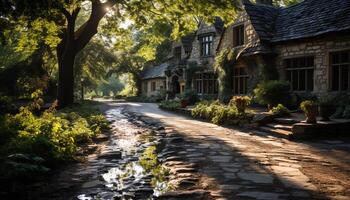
[300,100,317,115]
[331,93,350,119]
[214,48,236,103]
[275,0,301,6]
[185,62,202,90]
[0,101,109,167]
[253,80,291,107]
[0,95,16,114]
[95,75,125,97]
[159,100,181,111]
[229,96,251,114]
[180,89,199,105]
[269,104,290,116]
[138,145,170,189]
[191,100,249,125]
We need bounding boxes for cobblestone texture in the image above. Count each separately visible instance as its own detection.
[130,103,350,200]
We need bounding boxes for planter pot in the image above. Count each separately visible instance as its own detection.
[319,105,335,121]
[305,105,318,124]
[181,100,188,108]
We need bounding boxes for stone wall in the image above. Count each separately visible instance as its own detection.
[188,22,222,71]
[170,41,186,64]
[274,35,350,96]
[218,11,260,51]
[216,9,264,95]
[142,78,166,97]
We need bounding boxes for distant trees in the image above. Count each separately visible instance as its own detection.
[0,0,241,108]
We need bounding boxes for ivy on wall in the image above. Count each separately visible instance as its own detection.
[214,48,236,103]
[185,61,202,90]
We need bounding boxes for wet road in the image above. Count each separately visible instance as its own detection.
[125,102,350,200]
[29,103,171,200]
[27,101,350,200]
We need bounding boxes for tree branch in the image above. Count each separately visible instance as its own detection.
[73,0,120,53]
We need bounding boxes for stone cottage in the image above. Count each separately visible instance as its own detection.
[141,0,350,99]
[217,0,350,97]
[140,63,167,97]
[161,17,224,98]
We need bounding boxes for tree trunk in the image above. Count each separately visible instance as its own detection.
[57,48,76,108]
[56,1,115,108]
[133,74,142,97]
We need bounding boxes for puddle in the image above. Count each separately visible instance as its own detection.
[76,107,171,200]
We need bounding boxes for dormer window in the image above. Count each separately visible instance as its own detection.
[199,35,213,56]
[174,46,182,61]
[233,25,244,47]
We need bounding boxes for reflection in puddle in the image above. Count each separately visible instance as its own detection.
[77,107,171,200]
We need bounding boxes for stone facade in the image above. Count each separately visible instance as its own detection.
[275,35,350,96]
[141,78,166,97]
[142,0,350,100]
[188,22,222,70]
[217,9,267,95]
[215,0,350,98]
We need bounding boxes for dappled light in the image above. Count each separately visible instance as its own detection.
[1,0,349,199]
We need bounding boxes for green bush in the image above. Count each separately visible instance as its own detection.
[300,100,317,115]
[0,102,109,164]
[253,80,291,108]
[180,89,199,105]
[159,100,181,111]
[331,93,350,119]
[191,100,246,125]
[229,96,251,114]
[269,104,290,116]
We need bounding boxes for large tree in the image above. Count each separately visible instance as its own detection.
[1,0,240,108]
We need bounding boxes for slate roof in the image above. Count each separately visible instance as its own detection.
[181,33,196,54]
[243,0,350,43]
[141,63,168,80]
[240,43,274,56]
[272,0,350,42]
[244,2,279,42]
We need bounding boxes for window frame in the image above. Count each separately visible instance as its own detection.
[151,81,156,92]
[233,66,249,95]
[194,72,218,95]
[284,56,315,92]
[330,50,350,92]
[199,34,214,57]
[174,46,182,61]
[233,24,245,47]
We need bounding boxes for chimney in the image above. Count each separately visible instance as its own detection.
[256,0,273,5]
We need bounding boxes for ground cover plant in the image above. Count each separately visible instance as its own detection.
[191,97,253,125]
[254,80,291,109]
[0,94,109,185]
[269,104,291,117]
[159,100,181,111]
